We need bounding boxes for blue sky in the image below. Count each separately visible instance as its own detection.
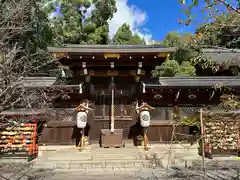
[127,0,205,41]
[125,0,238,41]
[51,0,238,43]
[106,0,210,43]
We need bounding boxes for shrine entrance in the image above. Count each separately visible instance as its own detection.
[41,45,174,146]
[88,77,139,141]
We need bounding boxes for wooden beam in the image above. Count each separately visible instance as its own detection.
[60,59,166,67]
[76,70,147,76]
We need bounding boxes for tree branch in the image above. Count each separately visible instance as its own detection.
[216,0,240,14]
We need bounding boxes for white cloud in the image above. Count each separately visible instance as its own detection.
[108,0,152,44]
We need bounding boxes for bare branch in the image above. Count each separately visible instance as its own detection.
[0,0,59,120]
[216,0,240,14]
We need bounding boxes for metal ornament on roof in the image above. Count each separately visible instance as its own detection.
[175,90,181,101]
[79,83,83,94]
[209,91,215,99]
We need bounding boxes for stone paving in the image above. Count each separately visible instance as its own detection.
[1,166,240,180]
[31,144,197,169]
[1,144,240,179]
[31,143,240,169]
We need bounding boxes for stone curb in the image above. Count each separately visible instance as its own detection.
[2,158,239,171]
[31,160,163,169]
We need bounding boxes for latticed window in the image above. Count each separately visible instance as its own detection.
[94,90,133,119]
[151,107,174,120]
[179,106,200,117]
[150,106,201,121]
[55,108,75,121]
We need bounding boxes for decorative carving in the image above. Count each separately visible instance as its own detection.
[154,94,163,99]
[61,94,70,100]
[188,94,196,99]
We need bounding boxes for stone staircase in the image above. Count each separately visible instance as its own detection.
[30,144,199,170]
[32,147,161,170]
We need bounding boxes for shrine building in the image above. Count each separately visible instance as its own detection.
[2,45,240,146]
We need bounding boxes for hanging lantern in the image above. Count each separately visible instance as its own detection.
[76,111,87,128]
[136,103,155,128]
[140,110,151,128]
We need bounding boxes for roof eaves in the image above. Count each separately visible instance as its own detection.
[47,46,177,53]
[144,77,240,87]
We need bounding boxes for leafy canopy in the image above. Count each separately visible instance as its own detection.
[111,23,145,45]
[46,0,117,45]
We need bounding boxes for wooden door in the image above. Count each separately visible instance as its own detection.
[89,89,137,141]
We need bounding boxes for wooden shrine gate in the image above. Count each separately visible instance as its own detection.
[38,89,138,145]
[89,89,137,141]
[38,89,192,145]
[38,104,191,145]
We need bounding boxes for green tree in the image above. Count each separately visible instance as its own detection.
[152,60,196,77]
[112,23,132,44]
[179,0,240,25]
[83,0,117,44]
[173,47,200,64]
[153,60,180,77]
[112,23,145,45]
[162,31,181,47]
[176,61,196,76]
[128,33,146,45]
[152,31,202,77]
[46,0,92,44]
[47,0,117,45]
[196,12,240,48]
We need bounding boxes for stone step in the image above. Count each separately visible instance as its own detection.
[31,159,163,169]
[93,153,140,160]
[31,156,200,170]
[37,152,143,161]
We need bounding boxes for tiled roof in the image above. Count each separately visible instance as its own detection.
[203,48,240,65]
[144,77,240,88]
[48,45,176,53]
[20,77,57,87]
[18,76,240,88]
[48,45,240,65]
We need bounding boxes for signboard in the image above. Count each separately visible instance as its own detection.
[107,70,119,76]
[157,52,169,58]
[130,70,146,75]
[54,52,66,58]
[104,53,120,59]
